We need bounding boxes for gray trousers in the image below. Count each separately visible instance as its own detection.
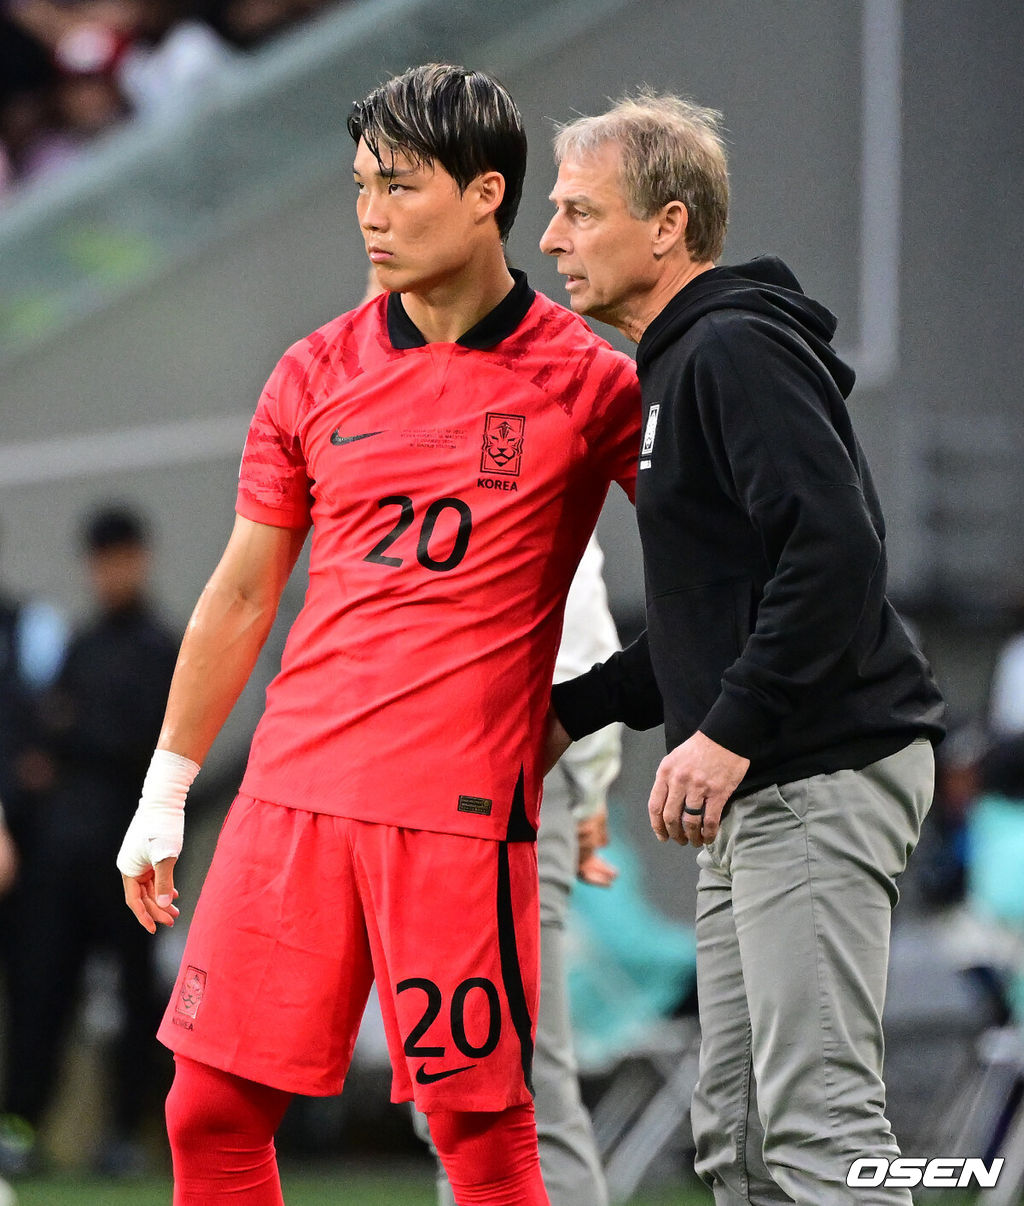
[414,765,608,1206]
[691,739,935,1206]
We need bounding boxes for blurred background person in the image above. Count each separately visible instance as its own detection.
[0,524,67,878]
[415,534,622,1206]
[967,735,1024,1025]
[0,10,55,192]
[989,597,1024,741]
[200,0,336,48]
[0,0,343,194]
[937,733,1024,1030]
[0,505,178,1179]
[0,0,130,185]
[0,529,67,1185]
[529,535,621,1206]
[912,723,984,915]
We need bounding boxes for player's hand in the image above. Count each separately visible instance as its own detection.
[648,731,749,848]
[116,749,199,931]
[121,858,179,934]
[543,706,573,773]
[577,808,618,887]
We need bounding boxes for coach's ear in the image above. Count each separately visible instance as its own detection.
[651,200,688,257]
[471,170,506,225]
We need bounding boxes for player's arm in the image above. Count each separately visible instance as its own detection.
[157,514,306,763]
[118,514,307,932]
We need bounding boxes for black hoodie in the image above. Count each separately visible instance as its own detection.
[553,257,944,796]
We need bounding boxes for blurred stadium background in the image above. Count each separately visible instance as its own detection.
[1,0,1022,1202]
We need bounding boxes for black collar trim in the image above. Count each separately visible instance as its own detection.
[386,268,535,350]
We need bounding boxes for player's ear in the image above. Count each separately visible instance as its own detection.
[651,200,688,257]
[472,170,506,225]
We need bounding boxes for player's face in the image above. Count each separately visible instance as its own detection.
[87,544,150,611]
[353,139,489,292]
[540,141,660,329]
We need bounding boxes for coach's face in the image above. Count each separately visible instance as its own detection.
[353,138,503,293]
[540,140,661,332]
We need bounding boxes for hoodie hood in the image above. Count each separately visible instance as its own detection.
[636,255,856,397]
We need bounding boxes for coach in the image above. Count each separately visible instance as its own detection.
[540,95,945,1205]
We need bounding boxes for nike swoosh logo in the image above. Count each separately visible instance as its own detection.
[415,1063,476,1085]
[330,429,385,445]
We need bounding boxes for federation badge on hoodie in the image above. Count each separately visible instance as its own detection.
[640,403,660,469]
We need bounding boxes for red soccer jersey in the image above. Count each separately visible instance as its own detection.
[236,272,640,841]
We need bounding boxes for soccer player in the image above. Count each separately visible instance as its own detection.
[116,64,640,1206]
[540,95,944,1204]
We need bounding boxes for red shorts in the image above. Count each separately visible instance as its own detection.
[158,795,539,1112]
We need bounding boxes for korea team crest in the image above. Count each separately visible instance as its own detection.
[480,412,525,476]
[175,965,207,1022]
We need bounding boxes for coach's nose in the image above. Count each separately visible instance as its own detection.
[539,212,569,257]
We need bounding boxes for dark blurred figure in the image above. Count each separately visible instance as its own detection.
[0,1,128,190]
[201,0,339,48]
[0,529,67,870]
[914,723,986,911]
[116,0,235,121]
[961,734,1024,1025]
[0,12,56,190]
[0,528,67,1055]
[0,532,67,1184]
[0,506,178,1178]
[980,731,1024,802]
[1,0,343,192]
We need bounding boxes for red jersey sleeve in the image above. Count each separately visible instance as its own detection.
[236,347,313,530]
[580,352,641,504]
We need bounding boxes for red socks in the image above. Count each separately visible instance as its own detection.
[428,1103,550,1205]
[166,1055,292,1206]
[167,1056,547,1206]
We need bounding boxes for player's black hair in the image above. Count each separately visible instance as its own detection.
[347,63,527,241]
[81,504,150,553]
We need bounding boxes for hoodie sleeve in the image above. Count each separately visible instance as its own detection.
[551,629,663,738]
[693,313,885,755]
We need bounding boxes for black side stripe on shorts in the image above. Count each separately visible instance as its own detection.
[496,840,535,1096]
[504,764,537,842]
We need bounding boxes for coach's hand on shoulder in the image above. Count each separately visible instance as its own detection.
[542,704,573,773]
[648,731,749,849]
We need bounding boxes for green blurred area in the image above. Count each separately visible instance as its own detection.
[9,1168,1013,1206]
[10,1166,716,1206]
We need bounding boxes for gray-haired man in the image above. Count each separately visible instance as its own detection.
[541,94,944,1205]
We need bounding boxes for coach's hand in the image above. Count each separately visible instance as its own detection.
[648,731,749,848]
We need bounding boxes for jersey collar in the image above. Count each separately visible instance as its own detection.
[386,268,535,351]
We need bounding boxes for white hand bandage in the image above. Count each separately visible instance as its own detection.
[116,750,201,877]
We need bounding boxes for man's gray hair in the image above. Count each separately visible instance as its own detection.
[553,92,729,262]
